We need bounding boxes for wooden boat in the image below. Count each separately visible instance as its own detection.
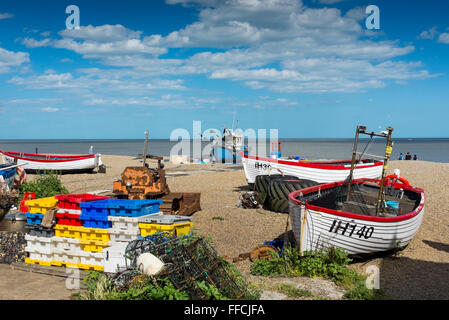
[288,178,425,255]
[241,152,383,186]
[0,150,102,173]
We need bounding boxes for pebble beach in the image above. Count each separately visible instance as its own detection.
[17,155,449,299]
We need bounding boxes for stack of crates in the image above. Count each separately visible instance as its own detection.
[23,196,192,274]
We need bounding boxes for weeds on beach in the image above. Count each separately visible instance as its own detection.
[18,171,68,202]
[250,246,386,300]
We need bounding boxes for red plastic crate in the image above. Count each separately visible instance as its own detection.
[54,194,109,210]
[56,212,83,227]
[20,192,36,213]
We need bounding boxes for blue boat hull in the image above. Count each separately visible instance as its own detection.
[0,166,16,190]
[211,146,241,163]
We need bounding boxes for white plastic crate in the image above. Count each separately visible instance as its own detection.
[79,251,104,266]
[108,213,161,233]
[25,245,52,256]
[52,249,82,264]
[25,235,55,253]
[103,242,129,273]
[27,250,53,262]
[56,208,82,215]
[138,214,193,225]
[51,237,82,252]
[108,229,140,242]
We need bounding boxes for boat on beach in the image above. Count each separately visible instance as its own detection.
[0,163,16,190]
[0,150,102,173]
[288,178,425,255]
[241,152,383,186]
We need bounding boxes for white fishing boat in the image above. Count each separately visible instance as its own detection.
[241,152,383,186]
[288,178,425,255]
[0,150,102,173]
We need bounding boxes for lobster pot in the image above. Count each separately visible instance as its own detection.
[103,242,128,273]
[25,235,54,253]
[51,237,82,253]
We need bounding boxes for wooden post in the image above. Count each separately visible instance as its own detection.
[143,129,149,167]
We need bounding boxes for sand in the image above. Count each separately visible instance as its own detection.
[23,156,449,300]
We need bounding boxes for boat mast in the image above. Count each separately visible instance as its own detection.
[346,125,364,201]
[143,129,149,167]
[375,126,394,215]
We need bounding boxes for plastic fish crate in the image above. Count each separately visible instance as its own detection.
[75,263,104,272]
[25,212,45,225]
[80,239,110,253]
[55,194,109,210]
[51,237,82,252]
[56,208,82,215]
[56,212,83,227]
[26,250,53,263]
[138,222,193,237]
[79,213,111,229]
[25,197,58,214]
[25,258,52,267]
[103,242,128,273]
[25,234,54,253]
[52,249,82,264]
[79,227,110,242]
[54,225,83,239]
[79,251,104,267]
[25,224,55,238]
[108,229,140,242]
[81,199,163,218]
[138,215,193,225]
[107,213,160,233]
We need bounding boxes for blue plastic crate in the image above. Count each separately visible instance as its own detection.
[79,199,162,217]
[264,240,284,256]
[25,212,44,225]
[82,218,111,229]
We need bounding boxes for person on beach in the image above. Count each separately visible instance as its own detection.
[405,152,412,160]
[413,154,417,160]
[89,146,94,155]
[398,153,404,160]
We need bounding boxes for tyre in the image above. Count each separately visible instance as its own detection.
[266,178,320,213]
[254,174,299,205]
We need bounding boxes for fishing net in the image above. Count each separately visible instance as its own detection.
[0,232,27,264]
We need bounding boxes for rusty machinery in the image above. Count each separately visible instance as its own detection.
[113,130,200,216]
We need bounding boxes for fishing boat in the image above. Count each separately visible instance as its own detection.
[0,150,102,173]
[288,178,425,255]
[0,164,16,190]
[288,125,425,255]
[241,153,383,186]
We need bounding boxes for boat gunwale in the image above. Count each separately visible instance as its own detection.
[288,178,425,223]
[241,152,383,170]
[1,150,95,163]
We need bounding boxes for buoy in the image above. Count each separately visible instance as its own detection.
[136,252,165,276]
[385,174,410,186]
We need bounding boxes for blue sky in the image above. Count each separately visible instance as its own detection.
[0,0,448,139]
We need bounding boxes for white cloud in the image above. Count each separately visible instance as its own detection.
[15,0,434,95]
[41,107,60,112]
[418,26,438,40]
[438,32,449,44]
[0,12,13,20]
[0,47,30,73]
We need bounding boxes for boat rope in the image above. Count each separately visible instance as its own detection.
[357,134,375,162]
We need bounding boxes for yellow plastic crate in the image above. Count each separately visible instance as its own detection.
[79,227,110,242]
[138,222,193,237]
[80,239,109,253]
[25,197,58,214]
[25,257,52,267]
[54,225,83,239]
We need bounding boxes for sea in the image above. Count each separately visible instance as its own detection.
[1,138,448,163]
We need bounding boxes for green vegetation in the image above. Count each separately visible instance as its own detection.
[78,235,260,301]
[212,216,225,221]
[250,246,385,300]
[19,171,69,202]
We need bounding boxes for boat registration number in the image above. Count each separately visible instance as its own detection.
[254,162,271,170]
[329,220,374,239]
